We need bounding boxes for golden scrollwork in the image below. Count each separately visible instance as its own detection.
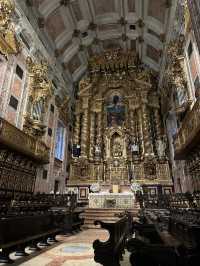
[0,0,20,56]
[24,57,53,137]
[135,69,152,84]
[165,37,187,90]
[88,49,139,75]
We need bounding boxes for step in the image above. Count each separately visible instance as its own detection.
[84,217,119,223]
[83,211,139,216]
[83,209,139,214]
[84,208,139,211]
[82,207,140,229]
[82,224,101,229]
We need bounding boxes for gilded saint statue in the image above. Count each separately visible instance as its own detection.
[94,142,101,159]
[156,137,166,159]
[112,133,123,157]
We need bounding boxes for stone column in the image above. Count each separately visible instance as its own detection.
[73,113,80,145]
[81,109,89,158]
[89,112,95,160]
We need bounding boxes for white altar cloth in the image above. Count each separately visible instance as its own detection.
[89,192,134,208]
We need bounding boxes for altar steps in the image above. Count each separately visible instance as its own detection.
[82,207,140,229]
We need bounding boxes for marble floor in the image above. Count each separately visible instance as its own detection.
[4,229,130,266]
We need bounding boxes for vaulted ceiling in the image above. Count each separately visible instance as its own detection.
[22,0,175,84]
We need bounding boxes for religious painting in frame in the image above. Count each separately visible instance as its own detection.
[148,187,157,196]
[163,187,172,195]
[78,187,89,200]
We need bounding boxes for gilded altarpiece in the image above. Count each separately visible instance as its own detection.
[69,50,172,189]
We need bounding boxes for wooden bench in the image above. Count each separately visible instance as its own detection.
[0,193,82,263]
[0,213,65,263]
[93,214,131,266]
[127,208,200,266]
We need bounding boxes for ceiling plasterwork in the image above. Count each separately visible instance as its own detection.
[21,0,175,82]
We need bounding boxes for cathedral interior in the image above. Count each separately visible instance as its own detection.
[0,0,200,265]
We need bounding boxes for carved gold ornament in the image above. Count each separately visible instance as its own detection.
[68,50,171,188]
[0,0,20,56]
[166,37,187,89]
[24,57,53,137]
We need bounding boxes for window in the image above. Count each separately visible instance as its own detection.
[194,76,200,98]
[187,41,193,58]
[175,88,187,106]
[55,121,65,161]
[19,33,30,50]
[68,143,71,152]
[52,80,57,90]
[194,76,200,90]
[129,25,136,30]
[9,95,18,110]
[48,127,52,136]
[54,180,59,194]
[82,32,88,38]
[16,65,24,79]
[43,169,48,180]
[50,104,54,113]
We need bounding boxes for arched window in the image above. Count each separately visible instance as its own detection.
[55,121,65,161]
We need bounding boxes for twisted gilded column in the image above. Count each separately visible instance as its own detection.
[89,112,95,160]
[141,94,154,157]
[129,110,134,133]
[96,112,102,144]
[135,110,140,143]
[73,113,80,145]
[138,108,144,157]
[81,109,89,158]
[154,109,162,140]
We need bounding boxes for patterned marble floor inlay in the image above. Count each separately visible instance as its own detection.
[61,244,91,254]
[8,229,107,266]
[6,229,130,266]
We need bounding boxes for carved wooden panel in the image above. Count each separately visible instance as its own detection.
[0,149,37,195]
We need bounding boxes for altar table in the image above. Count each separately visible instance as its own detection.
[89,192,134,208]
